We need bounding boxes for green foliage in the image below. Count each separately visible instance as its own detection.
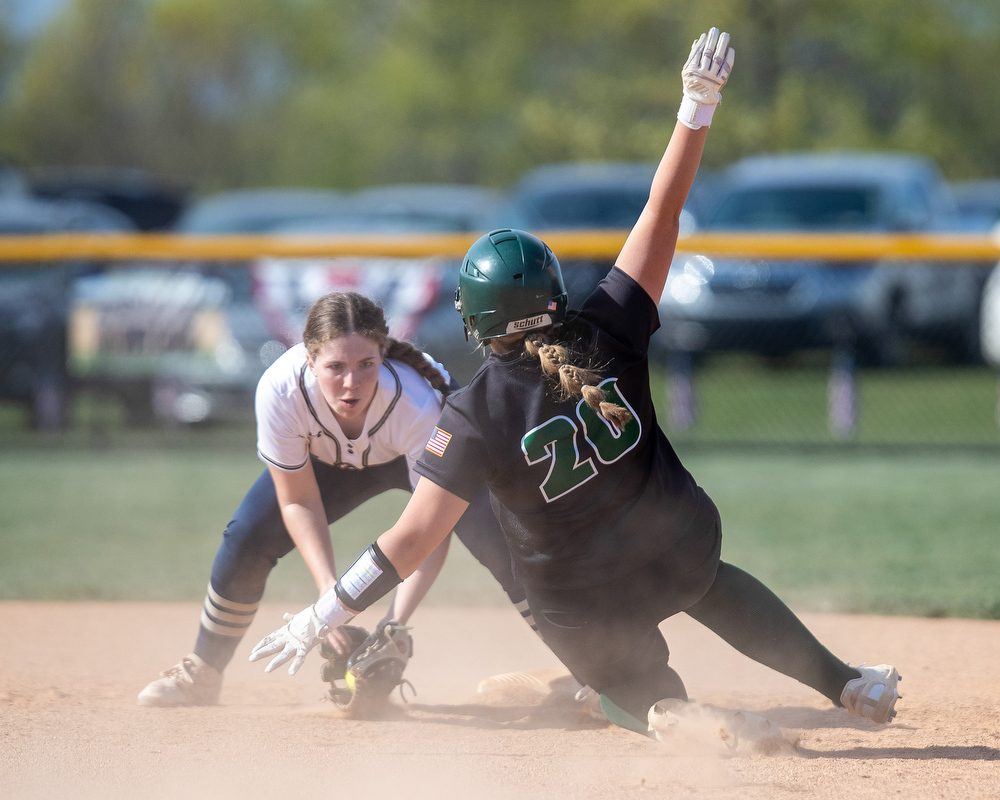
[0,1,997,190]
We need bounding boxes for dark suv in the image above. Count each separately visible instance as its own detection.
[656,151,984,366]
[0,196,135,429]
[513,161,708,308]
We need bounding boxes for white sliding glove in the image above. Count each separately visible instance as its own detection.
[249,604,329,675]
[678,27,735,130]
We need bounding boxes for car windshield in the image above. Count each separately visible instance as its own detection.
[526,188,651,229]
[709,186,881,230]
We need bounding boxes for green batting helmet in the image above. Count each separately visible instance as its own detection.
[455,229,568,342]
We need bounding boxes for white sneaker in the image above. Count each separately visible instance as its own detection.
[137,654,222,707]
[841,663,901,723]
[648,698,788,755]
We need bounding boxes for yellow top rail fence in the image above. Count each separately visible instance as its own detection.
[0,230,998,262]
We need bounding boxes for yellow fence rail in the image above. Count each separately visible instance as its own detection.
[0,230,998,263]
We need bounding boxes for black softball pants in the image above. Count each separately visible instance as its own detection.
[527,491,857,733]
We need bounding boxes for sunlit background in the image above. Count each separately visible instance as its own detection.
[1,0,1000,618]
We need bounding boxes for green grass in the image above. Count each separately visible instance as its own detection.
[2,445,998,618]
[2,357,999,616]
[689,450,1000,618]
[0,446,510,607]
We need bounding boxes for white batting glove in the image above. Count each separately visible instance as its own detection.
[249,604,329,675]
[678,27,735,130]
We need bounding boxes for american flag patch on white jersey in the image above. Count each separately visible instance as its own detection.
[425,427,452,457]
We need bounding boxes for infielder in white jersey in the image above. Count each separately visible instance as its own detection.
[138,291,530,706]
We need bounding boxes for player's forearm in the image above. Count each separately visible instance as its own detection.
[648,121,708,226]
[376,478,470,579]
[279,502,338,594]
[618,122,708,299]
[312,479,470,629]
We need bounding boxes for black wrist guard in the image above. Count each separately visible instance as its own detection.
[334,542,401,612]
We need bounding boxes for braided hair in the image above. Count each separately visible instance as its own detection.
[302,292,452,396]
[522,328,632,431]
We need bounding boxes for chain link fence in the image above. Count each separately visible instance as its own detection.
[2,230,999,447]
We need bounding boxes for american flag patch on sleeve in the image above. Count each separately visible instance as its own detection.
[425,427,452,457]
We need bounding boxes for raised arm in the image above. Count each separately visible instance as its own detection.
[616,28,735,304]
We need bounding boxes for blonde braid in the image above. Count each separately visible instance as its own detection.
[384,338,453,396]
[524,332,632,431]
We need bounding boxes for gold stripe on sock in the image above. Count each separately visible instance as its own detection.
[207,584,260,613]
[200,609,249,637]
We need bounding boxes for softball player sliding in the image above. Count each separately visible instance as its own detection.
[251,28,901,740]
[138,291,530,706]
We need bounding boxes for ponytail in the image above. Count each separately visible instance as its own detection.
[384,338,453,396]
[524,333,632,431]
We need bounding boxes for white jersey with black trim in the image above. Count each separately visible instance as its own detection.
[255,342,450,488]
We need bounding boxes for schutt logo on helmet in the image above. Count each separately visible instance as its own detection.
[507,314,549,333]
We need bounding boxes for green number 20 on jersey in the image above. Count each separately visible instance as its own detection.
[521,378,641,502]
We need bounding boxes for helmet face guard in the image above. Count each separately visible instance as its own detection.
[455,229,568,342]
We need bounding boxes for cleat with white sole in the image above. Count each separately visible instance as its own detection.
[841,663,901,724]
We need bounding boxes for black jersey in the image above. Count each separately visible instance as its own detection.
[414,267,705,591]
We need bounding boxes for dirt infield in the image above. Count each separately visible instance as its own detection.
[2,602,999,799]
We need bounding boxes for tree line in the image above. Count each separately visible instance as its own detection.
[0,0,996,194]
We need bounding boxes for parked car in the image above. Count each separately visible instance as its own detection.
[71,188,348,426]
[173,188,346,235]
[352,183,527,233]
[656,151,986,366]
[978,250,1000,369]
[0,161,28,196]
[950,179,1000,230]
[0,195,135,429]
[29,166,190,231]
[512,161,709,306]
[253,185,529,386]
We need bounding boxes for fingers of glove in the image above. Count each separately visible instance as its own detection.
[288,651,308,676]
[249,631,286,662]
[700,27,720,72]
[720,45,735,84]
[264,642,297,674]
[685,33,705,71]
[713,32,731,73]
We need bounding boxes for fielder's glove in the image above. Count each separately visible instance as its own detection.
[249,604,328,675]
[320,620,414,719]
[678,27,735,129]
